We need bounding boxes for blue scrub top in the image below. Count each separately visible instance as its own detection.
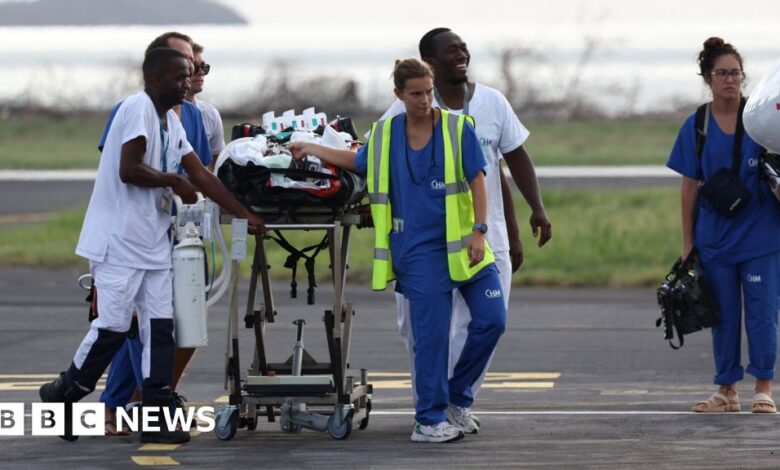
[355,112,488,298]
[666,111,780,266]
[98,100,212,168]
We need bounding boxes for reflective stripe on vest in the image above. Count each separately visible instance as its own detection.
[367,118,395,290]
[366,110,493,291]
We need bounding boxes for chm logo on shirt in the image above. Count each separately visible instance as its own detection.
[430,179,445,190]
[747,274,762,283]
[485,288,501,299]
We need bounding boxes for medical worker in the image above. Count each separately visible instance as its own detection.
[291,58,506,443]
[39,47,264,443]
[187,41,225,167]
[97,31,213,436]
[667,37,780,413]
[376,27,551,415]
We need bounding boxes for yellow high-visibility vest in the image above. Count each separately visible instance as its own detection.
[366,109,494,291]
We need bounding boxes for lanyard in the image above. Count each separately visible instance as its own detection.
[434,84,469,115]
[159,116,169,172]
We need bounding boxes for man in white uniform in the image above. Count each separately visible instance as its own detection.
[379,27,552,432]
[39,48,264,444]
[187,42,225,168]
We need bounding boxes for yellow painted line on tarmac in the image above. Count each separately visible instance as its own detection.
[0,374,59,379]
[483,382,555,389]
[138,444,182,452]
[131,456,180,466]
[0,373,107,391]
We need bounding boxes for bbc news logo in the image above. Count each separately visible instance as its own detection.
[0,403,216,436]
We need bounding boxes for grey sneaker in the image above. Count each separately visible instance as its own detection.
[410,421,464,443]
[446,404,479,434]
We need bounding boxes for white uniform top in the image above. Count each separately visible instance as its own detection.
[376,83,530,253]
[194,98,225,157]
[76,91,193,270]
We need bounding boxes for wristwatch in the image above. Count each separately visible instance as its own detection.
[472,223,488,234]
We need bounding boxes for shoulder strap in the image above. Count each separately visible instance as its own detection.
[731,96,747,172]
[694,102,710,159]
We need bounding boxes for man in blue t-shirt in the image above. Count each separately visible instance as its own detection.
[98,31,212,436]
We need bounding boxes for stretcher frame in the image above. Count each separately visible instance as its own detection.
[214,205,372,441]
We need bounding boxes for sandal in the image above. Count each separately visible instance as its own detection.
[692,391,741,412]
[104,420,130,436]
[751,393,776,413]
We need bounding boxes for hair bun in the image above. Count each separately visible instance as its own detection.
[703,37,725,50]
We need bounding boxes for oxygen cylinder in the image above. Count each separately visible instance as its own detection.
[172,194,208,347]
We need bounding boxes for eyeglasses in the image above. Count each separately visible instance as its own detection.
[711,68,743,81]
[193,62,211,75]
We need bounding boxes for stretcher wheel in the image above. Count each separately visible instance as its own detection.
[214,408,238,441]
[280,413,301,434]
[246,417,258,431]
[327,414,352,440]
[358,398,371,430]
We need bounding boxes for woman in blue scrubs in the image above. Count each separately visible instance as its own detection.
[667,37,780,413]
[291,59,506,442]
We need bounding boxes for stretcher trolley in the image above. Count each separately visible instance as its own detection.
[214,204,373,441]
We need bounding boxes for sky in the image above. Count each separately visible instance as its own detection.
[0,0,777,113]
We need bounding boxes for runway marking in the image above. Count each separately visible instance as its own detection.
[131,456,180,466]
[0,374,107,392]
[213,371,560,403]
[369,372,560,390]
[138,444,182,452]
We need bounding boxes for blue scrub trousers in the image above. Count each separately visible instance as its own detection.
[702,252,780,385]
[409,267,506,425]
[100,338,144,409]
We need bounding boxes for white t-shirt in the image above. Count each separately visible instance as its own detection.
[76,91,193,269]
[376,83,530,253]
[194,98,225,157]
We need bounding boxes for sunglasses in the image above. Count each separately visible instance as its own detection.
[193,62,211,75]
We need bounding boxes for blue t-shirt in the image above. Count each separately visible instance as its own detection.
[666,111,780,266]
[99,100,212,168]
[355,113,488,298]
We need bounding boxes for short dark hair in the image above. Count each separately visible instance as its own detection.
[418,27,451,59]
[145,31,193,55]
[143,47,186,83]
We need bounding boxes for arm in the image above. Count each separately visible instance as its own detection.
[119,136,196,202]
[467,171,488,267]
[181,153,265,234]
[502,145,552,247]
[289,142,357,171]
[500,166,523,271]
[680,176,698,259]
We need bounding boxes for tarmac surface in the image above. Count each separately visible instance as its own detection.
[2,267,780,469]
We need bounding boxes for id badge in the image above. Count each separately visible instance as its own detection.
[160,188,173,212]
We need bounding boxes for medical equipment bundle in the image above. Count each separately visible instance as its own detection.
[211,108,372,441]
[216,110,365,212]
[656,249,720,350]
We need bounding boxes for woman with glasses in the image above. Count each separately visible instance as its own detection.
[666,37,780,413]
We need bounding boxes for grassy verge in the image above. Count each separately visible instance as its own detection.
[0,117,682,169]
[0,187,681,287]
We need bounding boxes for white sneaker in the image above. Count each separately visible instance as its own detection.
[446,404,480,434]
[410,421,465,443]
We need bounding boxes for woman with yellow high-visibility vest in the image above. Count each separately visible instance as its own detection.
[290,58,506,444]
